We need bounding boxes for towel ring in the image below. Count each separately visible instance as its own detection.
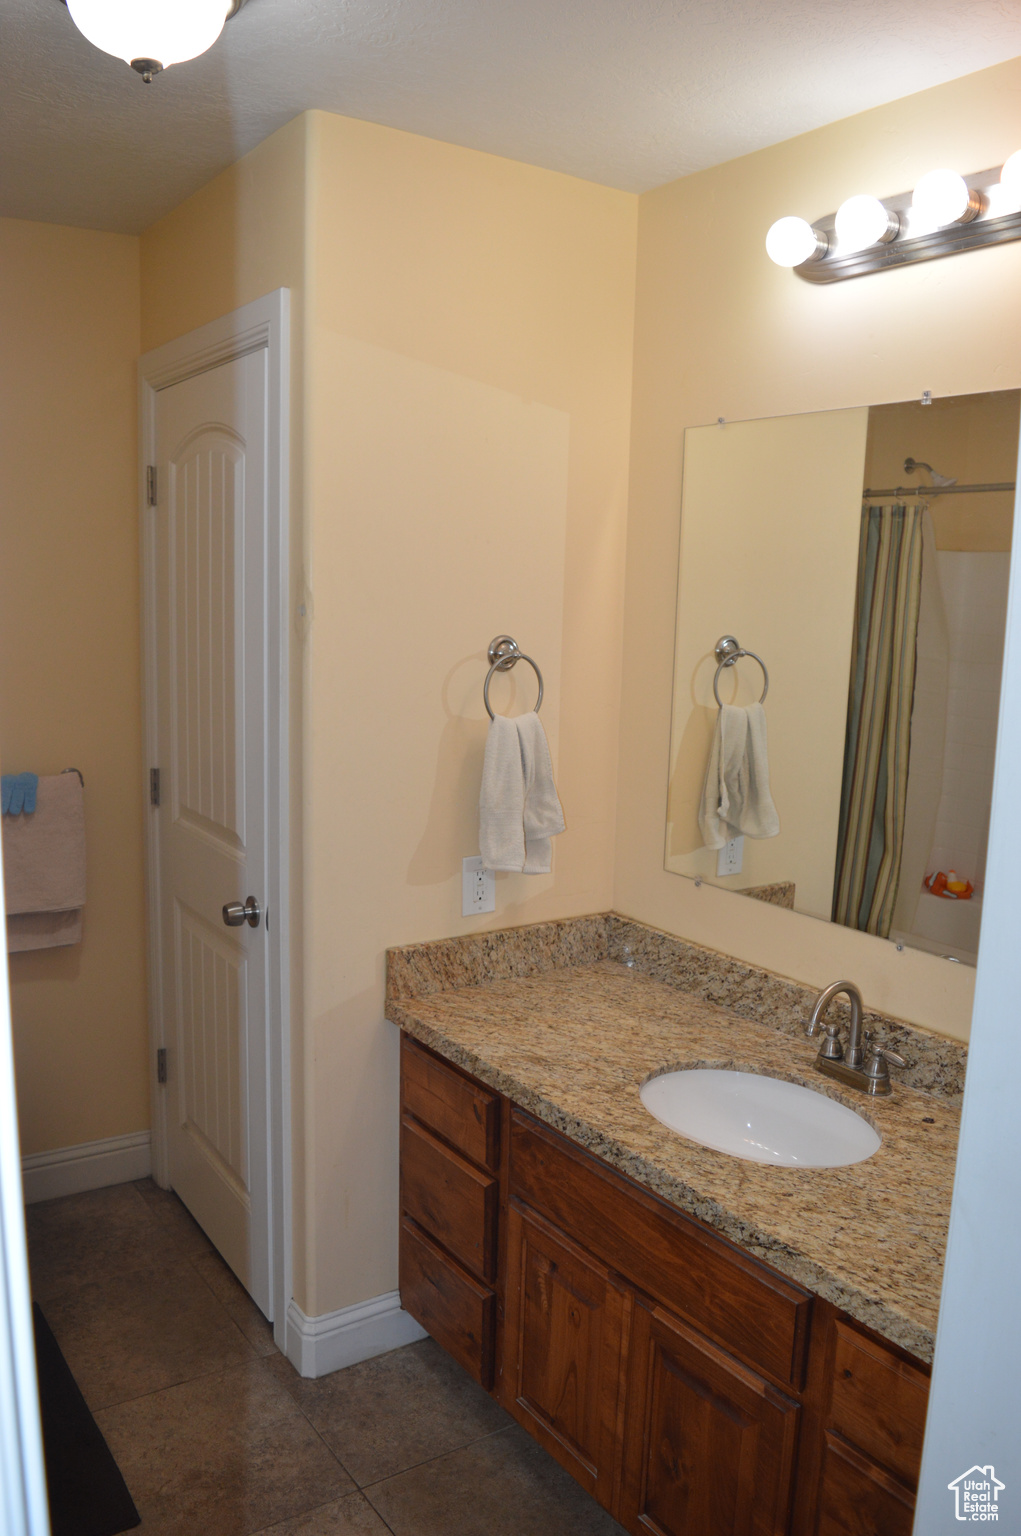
[712,634,769,708]
[483,635,544,720]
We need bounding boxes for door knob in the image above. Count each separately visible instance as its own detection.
[223,896,261,929]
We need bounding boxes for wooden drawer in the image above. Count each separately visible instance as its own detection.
[401,1035,500,1170]
[400,1217,495,1387]
[401,1114,498,1281]
[510,1110,811,1390]
[827,1321,929,1487]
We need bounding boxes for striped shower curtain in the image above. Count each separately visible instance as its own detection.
[832,504,925,937]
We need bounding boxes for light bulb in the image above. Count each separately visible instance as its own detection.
[910,169,981,230]
[834,195,898,253]
[765,217,827,268]
[66,0,231,78]
[1000,150,1021,207]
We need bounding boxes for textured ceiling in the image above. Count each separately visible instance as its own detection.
[2,0,1021,234]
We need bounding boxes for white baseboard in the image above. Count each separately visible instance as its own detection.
[285,1291,427,1379]
[21,1130,152,1204]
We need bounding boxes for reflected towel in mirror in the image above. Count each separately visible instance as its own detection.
[698,703,779,850]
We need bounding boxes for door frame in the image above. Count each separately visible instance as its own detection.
[139,290,292,1343]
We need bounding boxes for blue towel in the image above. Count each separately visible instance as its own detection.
[2,773,39,816]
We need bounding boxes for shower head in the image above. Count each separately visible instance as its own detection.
[904,456,958,487]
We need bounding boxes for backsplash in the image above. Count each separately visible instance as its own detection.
[387,911,967,1104]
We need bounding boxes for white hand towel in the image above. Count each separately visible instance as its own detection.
[480,715,526,871]
[478,712,566,874]
[698,702,778,850]
[517,711,566,874]
[742,702,779,840]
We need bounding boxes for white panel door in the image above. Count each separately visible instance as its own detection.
[154,350,271,1315]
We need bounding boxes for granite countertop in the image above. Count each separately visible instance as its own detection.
[387,916,962,1365]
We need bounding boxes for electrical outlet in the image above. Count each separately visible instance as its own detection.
[716,835,744,877]
[462,856,496,916]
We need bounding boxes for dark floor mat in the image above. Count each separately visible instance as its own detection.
[33,1304,141,1536]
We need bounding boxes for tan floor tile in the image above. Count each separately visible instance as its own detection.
[365,1425,627,1536]
[43,1259,256,1410]
[253,1491,393,1536]
[96,1358,355,1536]
[265,1339,510,1486]
[192,1248,277,1356]
[26,1182,179,1301]
[132,1178,218,1260]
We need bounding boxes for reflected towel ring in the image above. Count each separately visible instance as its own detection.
[483,634,544,720]
[712,634,769,708]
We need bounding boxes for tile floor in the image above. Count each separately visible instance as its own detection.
[26,1179,626,1536]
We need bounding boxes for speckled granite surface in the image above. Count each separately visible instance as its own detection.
[387,914,965,1364]
[740,881,796,910]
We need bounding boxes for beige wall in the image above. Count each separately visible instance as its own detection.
[665,408,868,918]
[0,219,147,1154]
[303,111,637,1313]
[617,57,1021,1044]
[139,109,636,1316]
[139,111,310,1297]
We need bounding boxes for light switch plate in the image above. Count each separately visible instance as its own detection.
[462,856,496,916]
[716,836,744,877]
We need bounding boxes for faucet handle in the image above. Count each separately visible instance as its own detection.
[818,1021,844,1061]
[864,1043,908,1086]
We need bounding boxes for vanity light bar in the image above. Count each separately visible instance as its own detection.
[767,153,1021,283]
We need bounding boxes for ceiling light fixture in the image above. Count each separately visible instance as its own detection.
[766,157,1021,283]
[62,0,246,83]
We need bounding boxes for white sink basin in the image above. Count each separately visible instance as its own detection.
[639,1069,881,1168]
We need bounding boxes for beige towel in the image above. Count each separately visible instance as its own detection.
[479,712,566,874]
[3,773,86,952]
[698,703,779,850]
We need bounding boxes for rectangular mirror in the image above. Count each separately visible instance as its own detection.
[665,389,1020,966]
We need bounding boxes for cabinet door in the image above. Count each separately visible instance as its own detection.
[813,1434,915,1536]
[621,1298,800,1536]
[503,1202,630,1511]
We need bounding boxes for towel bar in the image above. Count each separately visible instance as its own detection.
[712,635,769,708]
[483,635,544,719]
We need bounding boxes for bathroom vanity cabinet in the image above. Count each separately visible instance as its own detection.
[399,1033,930,1536]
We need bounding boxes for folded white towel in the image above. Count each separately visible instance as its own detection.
[480,716,526,871]
[698,702,779,850]
[479,712,565,874]
[517,711,566,874]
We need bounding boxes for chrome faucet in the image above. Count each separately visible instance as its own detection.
[806,980,907,1096]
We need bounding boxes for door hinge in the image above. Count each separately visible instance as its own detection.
[147,465,158,507]
[157,1047,167,1085]
[150,767,160,807]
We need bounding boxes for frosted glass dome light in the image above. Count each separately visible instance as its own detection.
[65,0,236,81]
[911,169,980,230]
[1000,150,1021,206]
[765,216,827,268]
[834,194,898,252]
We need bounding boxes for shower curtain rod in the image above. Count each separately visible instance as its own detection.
[862,480,1016,499]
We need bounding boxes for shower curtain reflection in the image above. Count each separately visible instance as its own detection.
[832,504,925,937]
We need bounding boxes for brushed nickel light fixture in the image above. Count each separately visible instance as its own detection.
[766,158,1021,282]
[61,0,247,83]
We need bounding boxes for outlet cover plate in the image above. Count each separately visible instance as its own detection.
[462,856,496,916]
[716,836,744,877]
